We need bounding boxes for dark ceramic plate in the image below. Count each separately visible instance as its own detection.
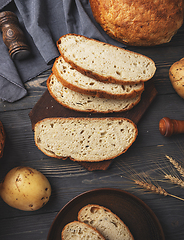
[47,188,165,240]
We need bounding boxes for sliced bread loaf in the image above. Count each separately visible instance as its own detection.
[47,74,141,113]
[34,117,138,162]
[57,34,156,85]
[78,204,134,240]
[61,221,105,240]
[52,55,144,99]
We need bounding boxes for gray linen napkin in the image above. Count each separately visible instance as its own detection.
[0,0,126,102]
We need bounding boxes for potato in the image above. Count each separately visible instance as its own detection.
[0,166,51,211]
[169,58,184,99]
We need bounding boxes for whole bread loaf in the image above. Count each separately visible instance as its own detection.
[34,117,138,162]
[47,74,141,113]
[78,204,134,240]
[89,0,183,46]
[52,55,144,99]
[57,34,156,85]
[61,221,105,240]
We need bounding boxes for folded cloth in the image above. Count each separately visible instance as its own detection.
[0,0,12,9]
[0,0,126,102]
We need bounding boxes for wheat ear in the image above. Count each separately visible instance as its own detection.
[164,174,184,188]
[134,180,184,202]
[165,155,184,177]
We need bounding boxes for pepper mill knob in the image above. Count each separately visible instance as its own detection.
[0,11,30,60]
[159,117,184,137]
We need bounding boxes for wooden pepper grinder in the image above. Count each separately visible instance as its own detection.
[0,11,30,60]
[159,117,184,137]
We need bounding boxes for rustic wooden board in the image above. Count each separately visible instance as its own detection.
[29,79,157,171]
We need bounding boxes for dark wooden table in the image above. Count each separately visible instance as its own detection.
[0,23,184,240]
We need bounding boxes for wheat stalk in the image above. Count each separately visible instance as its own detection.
[134,179,184,202]
[165,155,184,178]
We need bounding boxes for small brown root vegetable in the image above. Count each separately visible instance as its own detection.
[169,58,184,99]
[0,166,51,211]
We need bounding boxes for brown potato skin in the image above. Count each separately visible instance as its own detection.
[0,166,51,211]
[169,58,184,99]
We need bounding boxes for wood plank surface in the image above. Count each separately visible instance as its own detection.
[0,19,184,240]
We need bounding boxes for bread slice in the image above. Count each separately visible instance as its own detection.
[47,74,141,113]
[78,204,134,240]
[61,221,105,240]
[52,55,144,99]
[57,34,156,85]
[34,117,138,162]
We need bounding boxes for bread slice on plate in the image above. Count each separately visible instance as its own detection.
[57,34,156,85]
[52,55,144,99]
[34,117,138,162]
[61,221,105,240]
[78,204,134,240]
[47,74,141,113]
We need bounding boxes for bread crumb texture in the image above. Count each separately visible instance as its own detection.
[61,221,105,240]
[78,204,134,240]
[57,34,156,84]
[47,74,141,113]
[34,118,138,162]
[52,56,144,98]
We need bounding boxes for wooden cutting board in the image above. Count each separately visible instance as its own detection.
[29,79,157,171]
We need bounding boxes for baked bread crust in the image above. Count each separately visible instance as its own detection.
[52,56,145,100]
[57,34,156,85]
[89,0,184,46]
[61,221,106,240]
[47,74,141,113]
[34,117,138,162]
[78,204,134,240]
